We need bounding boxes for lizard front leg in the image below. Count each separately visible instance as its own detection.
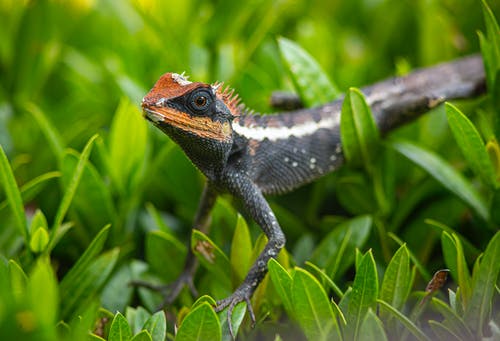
[132,182,218,307]
[215,171,286,337]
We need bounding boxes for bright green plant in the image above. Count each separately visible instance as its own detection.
[0,0,499,340]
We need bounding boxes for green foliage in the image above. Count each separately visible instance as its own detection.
[0,0,499,340]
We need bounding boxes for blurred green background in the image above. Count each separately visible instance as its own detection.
[0,0,499,340]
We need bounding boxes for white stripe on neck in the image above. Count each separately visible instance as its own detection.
[232,115,339,141]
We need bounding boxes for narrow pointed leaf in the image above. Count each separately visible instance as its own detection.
[230,215,252,284]
[359,309,388,341]
[278,37,339,106]
[464,231,500,335]
[219,302,246,341]
[50,134,98,250]
[377,299,430,341]
[268,258,294,317]
[0,144,28,243]
[431,297,474,340]
[341,88,380,169]
[390,140,489,220]
[292,268,341,341]
[345,250,379,340]
[380,244,411,319]
[428,320,462,341]
[445,103,496,187]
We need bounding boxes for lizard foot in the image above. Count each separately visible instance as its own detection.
[130,271,198,310]
[214,285,256,339]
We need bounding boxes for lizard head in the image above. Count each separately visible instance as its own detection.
[142,72,240,178]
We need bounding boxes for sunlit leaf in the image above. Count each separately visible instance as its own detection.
[341,88,380,170]
[278,37,339,106]
[175,302,221,341]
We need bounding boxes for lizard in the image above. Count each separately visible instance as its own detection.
[139,54,485,336]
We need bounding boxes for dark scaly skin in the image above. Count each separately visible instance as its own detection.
[139,55,485,337]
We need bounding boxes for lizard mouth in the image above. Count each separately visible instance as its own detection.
[142,106,233,142]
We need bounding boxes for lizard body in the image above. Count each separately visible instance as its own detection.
[140,55,485,334]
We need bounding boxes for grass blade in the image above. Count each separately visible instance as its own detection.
[0,144,28,243]
[49,134,98,250]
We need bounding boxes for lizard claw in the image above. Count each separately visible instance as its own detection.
[215,286,256,339]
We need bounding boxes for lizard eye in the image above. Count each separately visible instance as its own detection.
[189,89,212,112]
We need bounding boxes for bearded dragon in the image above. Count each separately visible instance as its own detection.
[140,55,485,336]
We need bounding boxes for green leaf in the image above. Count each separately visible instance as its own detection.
[0,171,60,212]
[126,306,151,335]
[292,268,341,341]
[311,215,372,280]
[219,302,246,341]
[109,313,132,341]
[60,150,116,235]
[377,299,430,341]
[380,244,411,319]
[28,258,59,338]
[60,225,110,294]
[130,330,152,341]
[305,261,344,299]
[480,0,500,95]
[464,231,500,336]
[268,258,294,317]
[29,226,49,253]
[50,134,98,250]
[428,320,462,341]
[278,37,339,106]
[358,309,388,341]
[8,260,28,300]
[175,302,221,341]
[142,311,166,341]
[146,230,186,282]
[60,248,119,319]
[230,215,252,285]
[340,88,380,170]
[390,139,489,221]
[445,103,496,187]
[441,232,471,305]
[0,144,28,243]
[431,297,474,340]
[191,230,231,286]
[108,97,148,195]
[344,250,379,341]
[26,103,65,162]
